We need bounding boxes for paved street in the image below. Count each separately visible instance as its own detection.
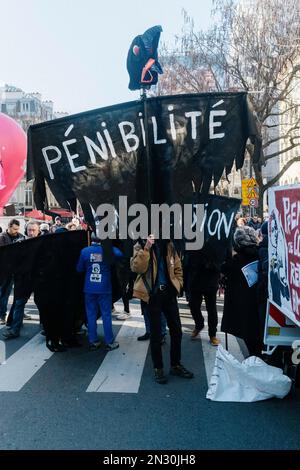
[0,297,299,450]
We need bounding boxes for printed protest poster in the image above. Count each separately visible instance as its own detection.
[242,260,258,287]
[268,184,300,326]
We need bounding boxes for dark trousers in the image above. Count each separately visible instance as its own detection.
[122,295,130,313]
[148,289,182,369]
[244,339,263,358]
[189,288,218,337]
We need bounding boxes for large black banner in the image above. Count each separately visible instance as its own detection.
[194,194,241,266]
[0,231,130,346]
[27,92,261,225]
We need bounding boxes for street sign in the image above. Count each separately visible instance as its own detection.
[248,188,258,199]
[249,198,258,207]
[242,178,259,206]
[247,177,257,188]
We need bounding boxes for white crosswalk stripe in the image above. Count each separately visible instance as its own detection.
[87,314,149,393]
[0,333,53,391]
[0,297,245,393]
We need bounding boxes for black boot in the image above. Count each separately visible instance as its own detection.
[137,332,150,341]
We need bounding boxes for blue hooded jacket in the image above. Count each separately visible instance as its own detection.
[77,243,122,294]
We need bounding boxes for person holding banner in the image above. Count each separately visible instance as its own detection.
[131,235,194,384]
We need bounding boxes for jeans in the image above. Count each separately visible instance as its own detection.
[148,290,182,369]
[0,278,13,319]
[141,300,167,336]
[85,292,113,345]
[9,294,31,334]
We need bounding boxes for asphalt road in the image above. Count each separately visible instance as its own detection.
[0,297,299,451]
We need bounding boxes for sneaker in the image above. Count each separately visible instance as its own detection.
[0,317,6,325]
[2,329,20,339]
[154,368,168,384]
[170,364,194,379]
[89,341,102,351]
[209,336,220,346]
[23,313,32,320]
[115,312,131,320]
[137,332,150,341]
[105,341,119,351]
[111,307,119,317]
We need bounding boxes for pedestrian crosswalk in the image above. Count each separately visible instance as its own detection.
[87,304,149,393]
[0,332,53,391]
[0,297,246,394]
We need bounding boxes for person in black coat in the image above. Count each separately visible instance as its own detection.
[221,226,262,357]
[186,251,220,345]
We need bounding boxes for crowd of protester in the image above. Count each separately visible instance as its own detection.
[0,211,275,384]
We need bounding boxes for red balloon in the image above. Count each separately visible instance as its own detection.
[0,113,27,210]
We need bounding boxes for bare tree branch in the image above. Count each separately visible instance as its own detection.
[157,0,300,214]
[264,155,300,189]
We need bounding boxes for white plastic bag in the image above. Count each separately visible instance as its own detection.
[206,345,291,402]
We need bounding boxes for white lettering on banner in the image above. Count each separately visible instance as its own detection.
[192,203,235,241]
[151,116,167,144]
[207,209,221,236]
[283,197,300,235]
[138,113,146,146]
[185,111,202,139]
[290,262,300,287]
[42,146,62,180]
[209,100,227,139]
[62,138,87,174]
[209,110,227,139]
[102,122,117,158]
[294,228,300,257]
[219,211,235,239]
[41,104,231,180]
[64,124,74,137]
[83,133,109,162]
[118,121,139,153]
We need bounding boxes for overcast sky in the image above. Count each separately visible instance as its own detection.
[0,0,213,114]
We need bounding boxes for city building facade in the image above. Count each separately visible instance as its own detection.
[0,83,67,213]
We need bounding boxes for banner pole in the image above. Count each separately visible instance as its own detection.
[141,88,152,211]
[140,88,154,292]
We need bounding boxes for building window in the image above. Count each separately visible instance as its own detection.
[25,187,33,207]
[22,102,30,112]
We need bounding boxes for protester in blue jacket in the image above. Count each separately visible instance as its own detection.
[77,235,122,351]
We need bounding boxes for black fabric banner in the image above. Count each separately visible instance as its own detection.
[0,231,130,343]
[27,92,261,226]
[194,194,241,267]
